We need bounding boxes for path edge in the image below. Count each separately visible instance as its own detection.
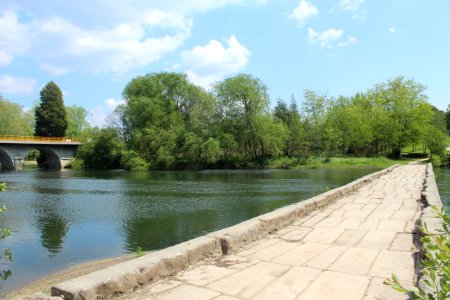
[49,165,399,300]
[416,163,446,294]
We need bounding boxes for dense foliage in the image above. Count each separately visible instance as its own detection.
[76,128,124,169]
[76,73,447,170]
[0,96,34,136]
[35,81,68,137]
[66,105,90,137]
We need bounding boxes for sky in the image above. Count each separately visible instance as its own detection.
[0,0,449,127]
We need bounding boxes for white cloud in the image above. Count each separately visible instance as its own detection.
[308,28,344,48]
[0,75,36,96]
[40,64,71,76]
[339,0,364,12]
[89,98,125,128]
[389,27,397,34]
[0,52,13,67]
[289,0,319,28]
[0,1,266,75]
[0,11,30,67]
[105,98,125,110]
[182,35,251,88]
[337,36,358,47]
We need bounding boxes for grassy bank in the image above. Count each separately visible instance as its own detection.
[267,156,418,169]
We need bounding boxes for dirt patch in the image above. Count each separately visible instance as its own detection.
[4,254,136,299]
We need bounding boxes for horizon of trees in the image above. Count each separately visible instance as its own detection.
[0,73,449,169]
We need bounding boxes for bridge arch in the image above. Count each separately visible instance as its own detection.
[33,147,63,169]
[0,148,14,170]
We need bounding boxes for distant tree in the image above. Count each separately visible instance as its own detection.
[371,77,432,159]
[66,105,90,137]
[35,82,68,137]
[446,104,450,134]
[214,74,270,160]
[0,95,34,136]
[76,128,124,169]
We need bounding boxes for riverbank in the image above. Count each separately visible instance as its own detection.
[266,156,416,169]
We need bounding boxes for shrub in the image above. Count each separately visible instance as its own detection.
[385,206,450,299]
[121,150,148,171]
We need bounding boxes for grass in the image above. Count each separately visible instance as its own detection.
[22,160,38,167]
[267,156,418,169]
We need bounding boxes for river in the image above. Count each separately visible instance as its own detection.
[0,167,387,293]
[434,167,450,213]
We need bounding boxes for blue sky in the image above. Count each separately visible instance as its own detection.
[0,0,449,127]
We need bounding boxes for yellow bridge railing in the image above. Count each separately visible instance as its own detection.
[0,135,81,143]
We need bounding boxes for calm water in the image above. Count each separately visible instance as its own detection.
[0,167,380,293]
[435,168,450,213]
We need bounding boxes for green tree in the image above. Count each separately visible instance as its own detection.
[371,77,432,159]
[76,128,124,169]
[273,97,306,157]
[0,96,34,136]
[301,90,329,156]
[35,81,68,137]
[122,72,220,169]
[65,105,90,137]
[214,74,270,161]
[446,104,450,134]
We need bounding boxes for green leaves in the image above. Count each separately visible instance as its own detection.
[35,81,68,137]
[386,206,450,299]
[0,96,34,136]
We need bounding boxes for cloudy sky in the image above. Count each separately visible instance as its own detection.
[0,0,449,126]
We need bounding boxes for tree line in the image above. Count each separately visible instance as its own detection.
[1,74,449,169]
[79,73,449,169]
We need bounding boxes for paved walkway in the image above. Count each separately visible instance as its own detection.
[119,164,426,300]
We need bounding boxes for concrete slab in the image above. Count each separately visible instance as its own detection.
[207,262,289,298]
[300,271,370,300]
[329,247,379,275]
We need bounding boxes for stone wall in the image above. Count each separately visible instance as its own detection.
[417,163,447,294]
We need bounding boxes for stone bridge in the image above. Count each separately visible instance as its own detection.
[0,136,81,170]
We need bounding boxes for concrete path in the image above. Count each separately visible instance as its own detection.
[118,164,426,300]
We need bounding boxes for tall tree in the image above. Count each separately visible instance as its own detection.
[35,82,68,137]
[0,95,34,136]
[66,105,90,137]
[371,77,432,158]
[214,74,270,160]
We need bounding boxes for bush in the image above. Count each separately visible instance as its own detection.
[64,158,84,169]
[121,150,148,171]
[76,128,124,169]
[385,206,450,299]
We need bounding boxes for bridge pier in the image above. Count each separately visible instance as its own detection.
[14,156,24,171]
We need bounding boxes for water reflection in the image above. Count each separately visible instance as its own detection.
[31,173,70,255]
[434,168,450,213]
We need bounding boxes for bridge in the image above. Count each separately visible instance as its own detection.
[0,136,82,170]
